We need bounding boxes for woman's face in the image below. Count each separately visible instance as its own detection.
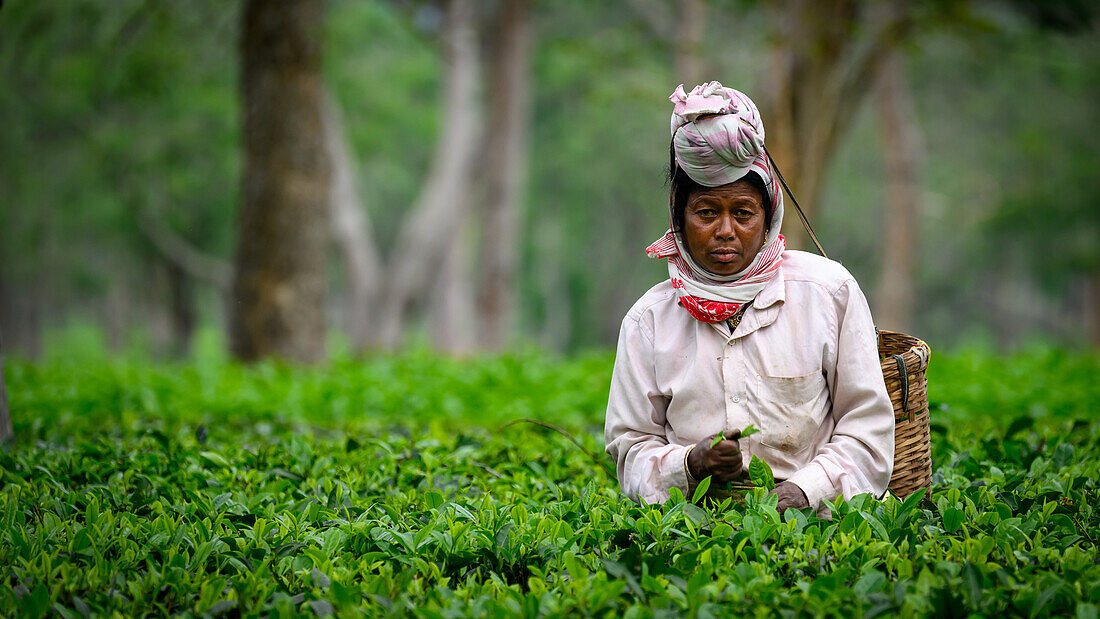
[682,179,767,276]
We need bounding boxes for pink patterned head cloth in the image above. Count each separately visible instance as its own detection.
[646,81,786,323]
[670,81,767,189]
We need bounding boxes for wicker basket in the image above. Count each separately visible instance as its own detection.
[878,330,932,497]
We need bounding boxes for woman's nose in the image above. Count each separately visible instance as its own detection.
[715,214,736,238]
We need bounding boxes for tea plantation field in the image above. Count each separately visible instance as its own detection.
[3,346,1100,617]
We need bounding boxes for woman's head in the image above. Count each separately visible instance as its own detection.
[665,81,784,275]
[645,81,787,322]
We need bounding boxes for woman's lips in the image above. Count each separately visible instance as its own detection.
[710,250,739,262]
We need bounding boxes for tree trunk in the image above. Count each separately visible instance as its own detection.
[626,0,707,86]
[166,260,196,356]
[136,206,232,292]
[989,250,1019,349]
[760,0,909,251]
[0,276,42,359]
[376,0,482,350]
[538,217,571,351]
[873,49,921,333]
[1087,268,1100,347]
[431,219,478,354]
[231,0,330,363]
[476,0,531,350]
[324,92,383,354]
[674,0,706,86]
[105,277,128,352]
[0,328,11,443]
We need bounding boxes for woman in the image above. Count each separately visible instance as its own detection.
[604,82,894,514]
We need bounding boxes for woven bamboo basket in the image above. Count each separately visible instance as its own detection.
[878,330,932,497]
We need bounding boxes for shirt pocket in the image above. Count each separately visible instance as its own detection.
[752,371,827,456]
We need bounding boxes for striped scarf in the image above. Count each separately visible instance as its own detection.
[647,82,786,323]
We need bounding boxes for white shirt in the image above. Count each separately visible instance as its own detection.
[604,250,894,509]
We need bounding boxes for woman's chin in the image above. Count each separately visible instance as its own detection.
[708,268,741,276]
[705,260,744,276]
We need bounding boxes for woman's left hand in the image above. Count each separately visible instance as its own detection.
[772,481,809,514]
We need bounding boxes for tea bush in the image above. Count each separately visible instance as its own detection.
[2,346,1099,616]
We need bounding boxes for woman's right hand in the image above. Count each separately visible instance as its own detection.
[688,430,743,482]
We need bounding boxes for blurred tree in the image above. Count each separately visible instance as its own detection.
[969,0,1100,345]
[324,92,381,352]
[376,0,482,351]
[873,43,922,333]
[326,0,484,352]
[136,207,233,290]
[323,0,530,354]
[2,0,1097,354]
[231,0,330,362]
[760,0,913,250]
[987,139,1100,344]
[0,329,9,442]
[136,203,233,356]
[675,0,707,86]
[628,0,709,86]
[1092,275,1100,346]
[475,0,533,350]
[1011,0,1098,345]
[0,0,240,357]
[524,0,674,349]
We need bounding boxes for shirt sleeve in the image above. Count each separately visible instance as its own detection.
[604,311,692,505]
[786,279,895,511]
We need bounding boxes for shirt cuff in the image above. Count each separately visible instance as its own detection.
[786,462,833,511]
[672,444,694,500]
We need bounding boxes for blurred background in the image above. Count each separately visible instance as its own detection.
[0,0,1097,362]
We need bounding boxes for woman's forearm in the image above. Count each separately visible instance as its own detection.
[789,279,895,509]
[604,313,691,504]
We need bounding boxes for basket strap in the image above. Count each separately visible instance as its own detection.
[763,145,828,258]
[912,341,929,368]
[891,354,911,421]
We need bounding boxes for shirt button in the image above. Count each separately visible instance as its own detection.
[732,395,741,403]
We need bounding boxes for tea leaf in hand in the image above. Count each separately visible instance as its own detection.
[710,433,726,448]
[740,424,760,438]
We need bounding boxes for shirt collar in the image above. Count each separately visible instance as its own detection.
[709,262,786,340]
[752,261,786,310]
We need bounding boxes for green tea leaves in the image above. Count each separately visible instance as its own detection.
[712,425,759,448]
[748,455,775,491]
[2,349,1100,616]
[198,451,230,468]
[691,475,712,503]
[942,507,965,534]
